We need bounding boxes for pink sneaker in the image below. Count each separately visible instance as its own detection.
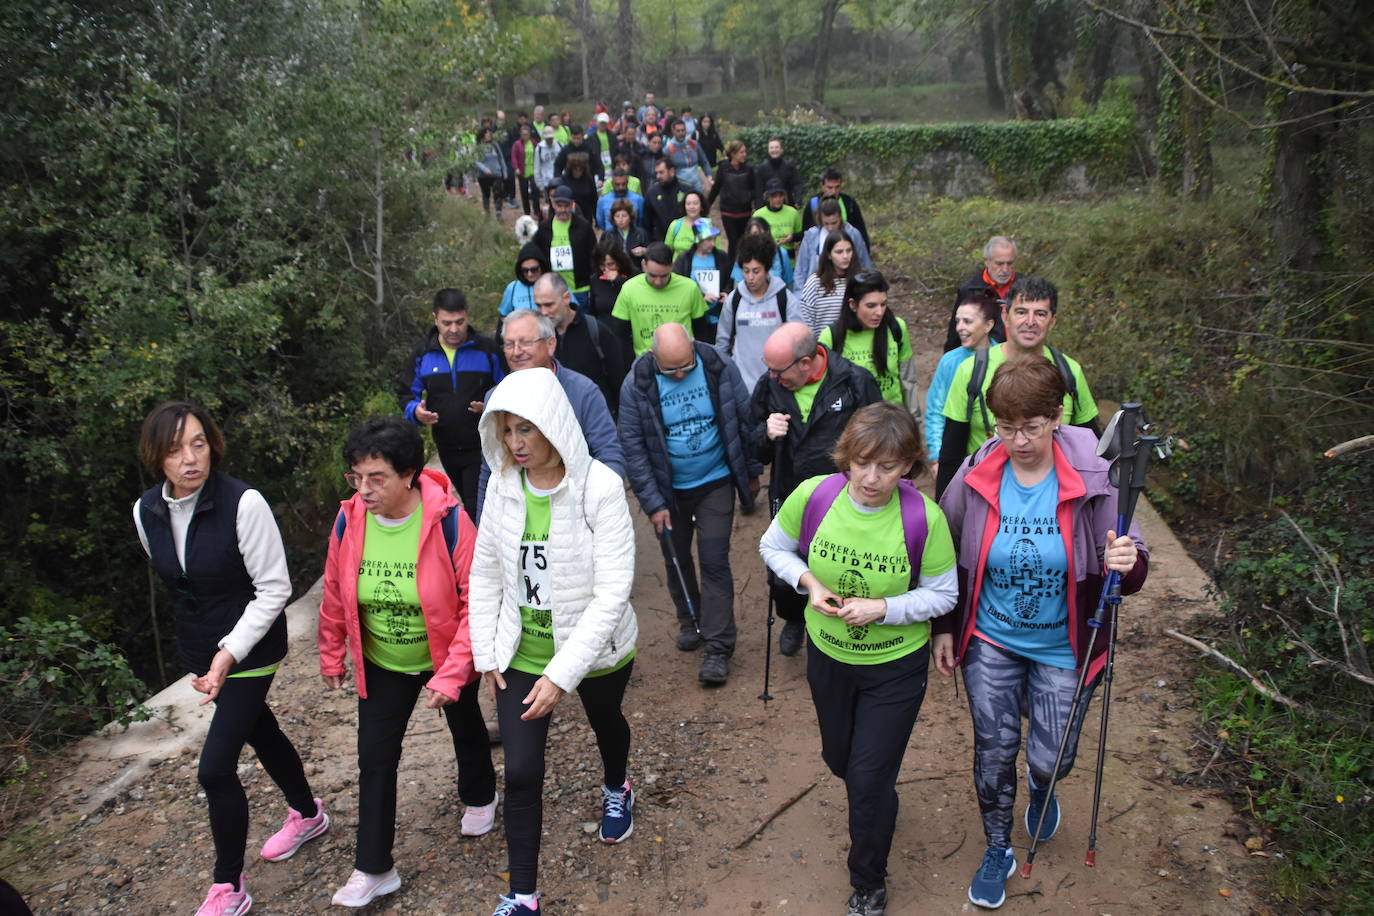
[461,792,499,837]
[260,798,329,861]
[195,875,252,916]
[331,868,401,907]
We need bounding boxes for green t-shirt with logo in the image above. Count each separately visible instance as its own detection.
[942,343,1098,454]
[508,476,636,678]
[611,273,708,356]
[549,219,588,295]
[359,510,431,672]
[819,317,913,405]
[776,475,956,666]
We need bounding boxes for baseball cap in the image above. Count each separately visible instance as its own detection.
[551,185,574,203]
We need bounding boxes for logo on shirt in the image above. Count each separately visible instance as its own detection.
[374,579,408,638]
[830,398,843,411]
[845,622,869,642]
[531,608,552,630]
[837,568,870,600]
[987,536,1066,620]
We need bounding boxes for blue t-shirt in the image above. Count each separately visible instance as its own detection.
[499,280,537,316]
[976,464,1074,668]
[655,362,728,490]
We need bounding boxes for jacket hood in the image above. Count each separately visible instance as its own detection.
[478,368,591,492]
[514,241,551,283]
[736,272,786,305]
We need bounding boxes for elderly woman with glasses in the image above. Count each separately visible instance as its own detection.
[933,357,1148,909]
[318,417,497,908]
[134,401,325,916]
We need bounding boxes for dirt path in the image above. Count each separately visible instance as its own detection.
[4,291,1269,915]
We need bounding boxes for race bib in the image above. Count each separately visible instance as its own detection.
[693,269,720,298]
[552,245,574,272]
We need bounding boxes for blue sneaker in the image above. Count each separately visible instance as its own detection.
[1024,769,1061,842]
[968,846,1016,909]
[491,891,539,915]
[599,779,634,844]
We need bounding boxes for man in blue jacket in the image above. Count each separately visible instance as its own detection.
[595,169,646,231]
[618,322,761,685]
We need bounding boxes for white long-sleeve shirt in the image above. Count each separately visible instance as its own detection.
[133,482,292,663]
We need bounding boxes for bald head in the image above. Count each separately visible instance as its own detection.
[651,323,696,379]
[762,322,821,391]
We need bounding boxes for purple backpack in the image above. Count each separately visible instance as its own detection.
[798,473,929,587]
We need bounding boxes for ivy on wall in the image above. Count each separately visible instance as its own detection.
[737,115,1138,196]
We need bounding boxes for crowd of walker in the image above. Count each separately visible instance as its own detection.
[131,93,1151,916]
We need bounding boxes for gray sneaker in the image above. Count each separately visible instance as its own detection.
[778,620,806,656]
[698,653,729,685]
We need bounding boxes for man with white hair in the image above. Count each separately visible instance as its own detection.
[942,236,1016,351]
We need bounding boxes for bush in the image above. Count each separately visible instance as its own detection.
[0,616,151,777]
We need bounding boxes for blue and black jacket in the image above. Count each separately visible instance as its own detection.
[403,328,506,454]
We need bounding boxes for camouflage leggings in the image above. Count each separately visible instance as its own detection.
[961,637,1097,848]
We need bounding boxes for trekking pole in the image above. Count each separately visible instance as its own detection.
[760,439,784,707]
[1022,403,1147,879]
[1084,429,1158,866]
[659,526,701,637]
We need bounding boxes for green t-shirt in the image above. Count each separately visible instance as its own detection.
[666,217,695,257]
[508,476,637,678]
[819,317,913,405]
[600,176,643,196]
[777,475,956,665]
[549,219,588,294]
[611,273,708,356]
[942,343,1098,454]
[793,370,824,424]
[752,204,802,251]
[359,510,431,673]
[521,139,535,178]
[510,481,555,675]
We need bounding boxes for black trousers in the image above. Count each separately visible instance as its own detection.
[437,446,482,522]
[199,673,315,885]
[355,659,496,873]
[478,175,505,212]
[720,213,750,254]
[516,175,537,216]
[495,662,633,895]
[659,476,738,655]
[807,641,930,892]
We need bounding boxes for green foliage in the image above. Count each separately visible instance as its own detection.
[0,617,152,771]
[737,114,1138,197]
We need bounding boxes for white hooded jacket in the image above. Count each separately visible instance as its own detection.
[469,368,638,690]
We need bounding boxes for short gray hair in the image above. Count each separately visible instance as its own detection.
[983,236,1017,258]
[534,272,569,297]
[502,308,556,340]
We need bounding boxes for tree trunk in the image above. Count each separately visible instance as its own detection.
[980,16,1002,109]
[578,0,591,100]
[1271,91,1330,272]
[812,0,842,104]
[617,0,636,100]
[372,128,385,321]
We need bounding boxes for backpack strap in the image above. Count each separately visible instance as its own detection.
[338,504,459,558]
[333,509,347,543]
[583,313,606,362]
[727,288,743,344]
[965,347,993,435]
[798,474,929,588]
[798,473,848,558]
[777,286,788,322]
[1048,346,1082,413]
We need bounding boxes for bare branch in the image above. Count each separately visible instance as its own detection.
[1325,435,1374,458]
[1164,629,1304,709]
[341,233,375,281]
[1271,612,1374,689]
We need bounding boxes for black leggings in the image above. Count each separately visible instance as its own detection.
[355,659,496,873]
[199,673,315,886]
[516,175,537,216]
[478,175,505,212]
[721,213,751,254]
[495,662,633,894]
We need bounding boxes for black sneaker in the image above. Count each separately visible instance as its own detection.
[698,653,729,685]
[778,620,806,656]
[676,630,703,651]
[846,886,887,916]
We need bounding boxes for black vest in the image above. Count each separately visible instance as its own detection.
[139,471,289,676]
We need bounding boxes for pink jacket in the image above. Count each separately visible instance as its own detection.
[318,469,477,700]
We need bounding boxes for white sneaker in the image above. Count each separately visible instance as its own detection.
[331,868,401,908]
[461,792,499,837]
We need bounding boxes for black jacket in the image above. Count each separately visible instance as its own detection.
[619,342,762,515]
[754,155,803,208]
[138,472,289,676]
[749,347,883,498]
[534,212,597,290]
[800,192,871,250]
[555,309,626,413]
[942,268,1009,352]
[555,138,604,181]
[643,178,686,240]
[698,128,724,168]
[706,161,756,215]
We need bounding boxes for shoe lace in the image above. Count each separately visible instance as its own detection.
[200,883,239,915]
[602,785,627,818]
[344,870,375,892]
[978,848,1009,881]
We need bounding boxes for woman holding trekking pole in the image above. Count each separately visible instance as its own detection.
[933,357,1148,910]
[759,401,958,916]
[470,368,639,916]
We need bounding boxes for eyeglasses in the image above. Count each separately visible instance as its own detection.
[521,265,542,274]
[993,419,1053,442]
[502,336,552,352]
[653,352,698,376]
[768,353,807,379]
[344,471,395,490]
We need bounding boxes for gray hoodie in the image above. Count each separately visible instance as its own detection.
[713,273,788,393]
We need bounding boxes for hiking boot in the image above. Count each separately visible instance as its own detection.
[260,798,329,861]
[1024,769,1061,842]
[676,629,703,651]
[846,885,887,915]
[195,876,251,916]
[599,779,634,844]
[331,868,401,908]
[778,620,805,656]
[461,792,499,837]
[968,846,1016,909]
[492,891,541,915]
[698,652,729,686]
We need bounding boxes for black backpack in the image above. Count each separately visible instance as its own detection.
[725,286,788,344]
[965,347,1081,432]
